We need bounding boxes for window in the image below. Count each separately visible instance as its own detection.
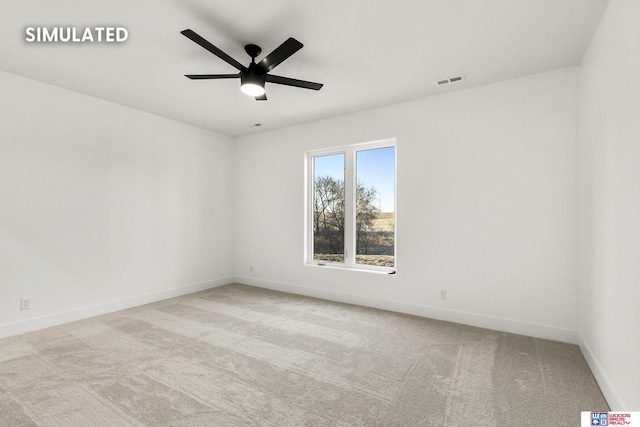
[307,139,396,272]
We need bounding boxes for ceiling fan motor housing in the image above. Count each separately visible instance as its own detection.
[241,66,266,87]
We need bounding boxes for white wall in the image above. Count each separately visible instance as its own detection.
[0,71,235,338]
[235,68,580,343]
[578,0,640,410]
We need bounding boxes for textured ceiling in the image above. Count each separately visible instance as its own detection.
[0,1,609,137]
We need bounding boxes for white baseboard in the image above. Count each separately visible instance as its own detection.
[234,276,579,344]
[0,276,234,340]
[578,333,624,410]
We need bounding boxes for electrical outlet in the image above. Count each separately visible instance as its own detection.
[440,290,447,301]
[20,298,31,310]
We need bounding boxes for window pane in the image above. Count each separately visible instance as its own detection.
[313,153,345,263]
[355,147,395,267]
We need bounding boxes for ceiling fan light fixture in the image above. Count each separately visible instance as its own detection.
[240,71,266,97]
[241,82,265,96]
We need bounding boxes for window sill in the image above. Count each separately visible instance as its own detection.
[306,262,396,275]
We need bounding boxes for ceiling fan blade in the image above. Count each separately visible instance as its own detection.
[181,29,245,71]
[185,74,239,80]
[255,94,267,101]
[256,38,303,73]
[266,74,323,90]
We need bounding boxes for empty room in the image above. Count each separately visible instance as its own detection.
[1,1,638,425]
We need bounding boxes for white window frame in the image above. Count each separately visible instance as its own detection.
[305,138,397,273]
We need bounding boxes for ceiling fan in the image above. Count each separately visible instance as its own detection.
[181,29,323,101]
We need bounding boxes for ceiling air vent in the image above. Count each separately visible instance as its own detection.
[435,74,465,86]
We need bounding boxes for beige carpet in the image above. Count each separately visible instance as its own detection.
[0,283,607,426]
